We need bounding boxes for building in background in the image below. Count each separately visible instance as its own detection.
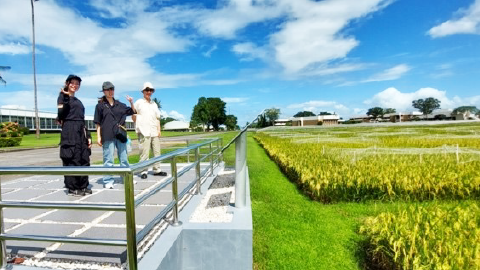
[0,108,134,131]
[290,115,339,126]
[163,120,190,132]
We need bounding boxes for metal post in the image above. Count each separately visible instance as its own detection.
[209,142,214,176]
[186,139,190,163]
[216,138,221,164]
[170,157,182,226]
[195,147,202,195]
[124,172,138,270]
[0,176,6,270]
[235,132,247,208]
[220,138,224,163]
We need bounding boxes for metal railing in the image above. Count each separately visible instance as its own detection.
[0,138,222,270]
[221,110,265,208]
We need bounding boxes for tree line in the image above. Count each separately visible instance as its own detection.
[366,97,479,120]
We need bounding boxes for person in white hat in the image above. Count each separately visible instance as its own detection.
[133,82,167,179]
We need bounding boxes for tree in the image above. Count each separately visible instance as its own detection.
[318,111,332,115]
[152,97,162,109]
[412,97,441,116]
[384,108,396,114]
[452,106,479,115]
[0,66,11,85]
[265,108,281,126]
[160,117,175,128]
[367,107,384,120]
[294,111,315,117]
[224,115,238,131]
[190,97,227,131]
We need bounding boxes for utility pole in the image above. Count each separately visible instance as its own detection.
[31,0,40,138]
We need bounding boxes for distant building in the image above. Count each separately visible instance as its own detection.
[274,119,290,126]
[0,108,134,131]
[290,115,339,126]
[163,120,190,131]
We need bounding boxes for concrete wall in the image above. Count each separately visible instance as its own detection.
[140,165,253,270]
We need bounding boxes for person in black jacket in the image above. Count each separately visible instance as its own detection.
[94,81,136,189]
[57,74,92,196]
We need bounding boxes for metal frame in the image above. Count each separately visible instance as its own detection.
[0,138,222,270]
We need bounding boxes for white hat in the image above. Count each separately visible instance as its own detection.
[141,82,154,91]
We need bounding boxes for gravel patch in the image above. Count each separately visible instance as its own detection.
[190,170,236,223]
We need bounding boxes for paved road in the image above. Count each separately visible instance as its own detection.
[0,133,220,181]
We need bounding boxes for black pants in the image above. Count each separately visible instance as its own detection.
[59,121,90,190]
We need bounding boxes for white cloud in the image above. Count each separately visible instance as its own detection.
[0,43,30,55]
[162,110,185,121]
[428,0,480,37]
[203,45,218,58]
[222,97,249,103]
[363,64,410,82]
[194,0,283,39]
[363,87,477,112]
[272,0,394,74]
[232,42,269,62]
[287,100,349,116]
[191,0,393,75]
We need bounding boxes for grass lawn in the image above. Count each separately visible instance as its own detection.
[4,131,209,150]
[246,133,465,270]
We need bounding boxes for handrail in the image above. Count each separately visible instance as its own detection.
[221,109,265,153]
[0,137,223,270]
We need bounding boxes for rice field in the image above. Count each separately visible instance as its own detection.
[255,122,480,269]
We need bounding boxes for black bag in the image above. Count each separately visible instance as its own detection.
[105,104,128,143]
[114,124,128,143]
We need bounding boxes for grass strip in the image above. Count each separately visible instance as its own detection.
[247,133,467,270]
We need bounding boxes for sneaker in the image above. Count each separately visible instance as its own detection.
[153,171,167,176]
[67,189,76,196]
[82,188,93,195]
[68,189,85,197]
[104,183,114,189]
[140,174,148,179]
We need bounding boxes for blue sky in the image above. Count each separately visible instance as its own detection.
[1,0,480,125]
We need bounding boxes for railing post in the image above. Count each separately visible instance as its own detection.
[235,132,247,208]
[0,176,6,270]
[170,157,182,226]
[209,142,214,176]
[220,138,224,163]
[195,147,202,195]
[124,172,138,270]
[186,139,190,163]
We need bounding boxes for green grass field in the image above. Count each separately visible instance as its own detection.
[3,130,207,150]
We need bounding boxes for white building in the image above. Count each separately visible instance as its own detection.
[0,108,134,131]
[163,121,190,131]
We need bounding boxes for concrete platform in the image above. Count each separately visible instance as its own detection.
[0,163,213,268]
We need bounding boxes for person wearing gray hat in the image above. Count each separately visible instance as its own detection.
[94,81,136,189]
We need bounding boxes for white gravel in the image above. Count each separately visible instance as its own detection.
[189,170,235,223]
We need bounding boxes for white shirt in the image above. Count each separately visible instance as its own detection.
[134,98,161,137]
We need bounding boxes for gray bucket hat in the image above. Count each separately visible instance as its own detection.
[101,81,114,92]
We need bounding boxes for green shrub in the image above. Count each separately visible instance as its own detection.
[0,132,6,138]
[18,126,30,135]
[0,137,22,147]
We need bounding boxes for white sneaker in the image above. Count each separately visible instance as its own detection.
[105,183,114,189]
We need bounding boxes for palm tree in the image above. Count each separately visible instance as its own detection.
[0,66,11,86]
[31,0,40,138]
[152,97,162,109]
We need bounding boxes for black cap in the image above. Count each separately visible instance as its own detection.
[65,74,81,83]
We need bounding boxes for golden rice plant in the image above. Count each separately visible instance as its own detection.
[255,132,480,202]
[360,202,480,270]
